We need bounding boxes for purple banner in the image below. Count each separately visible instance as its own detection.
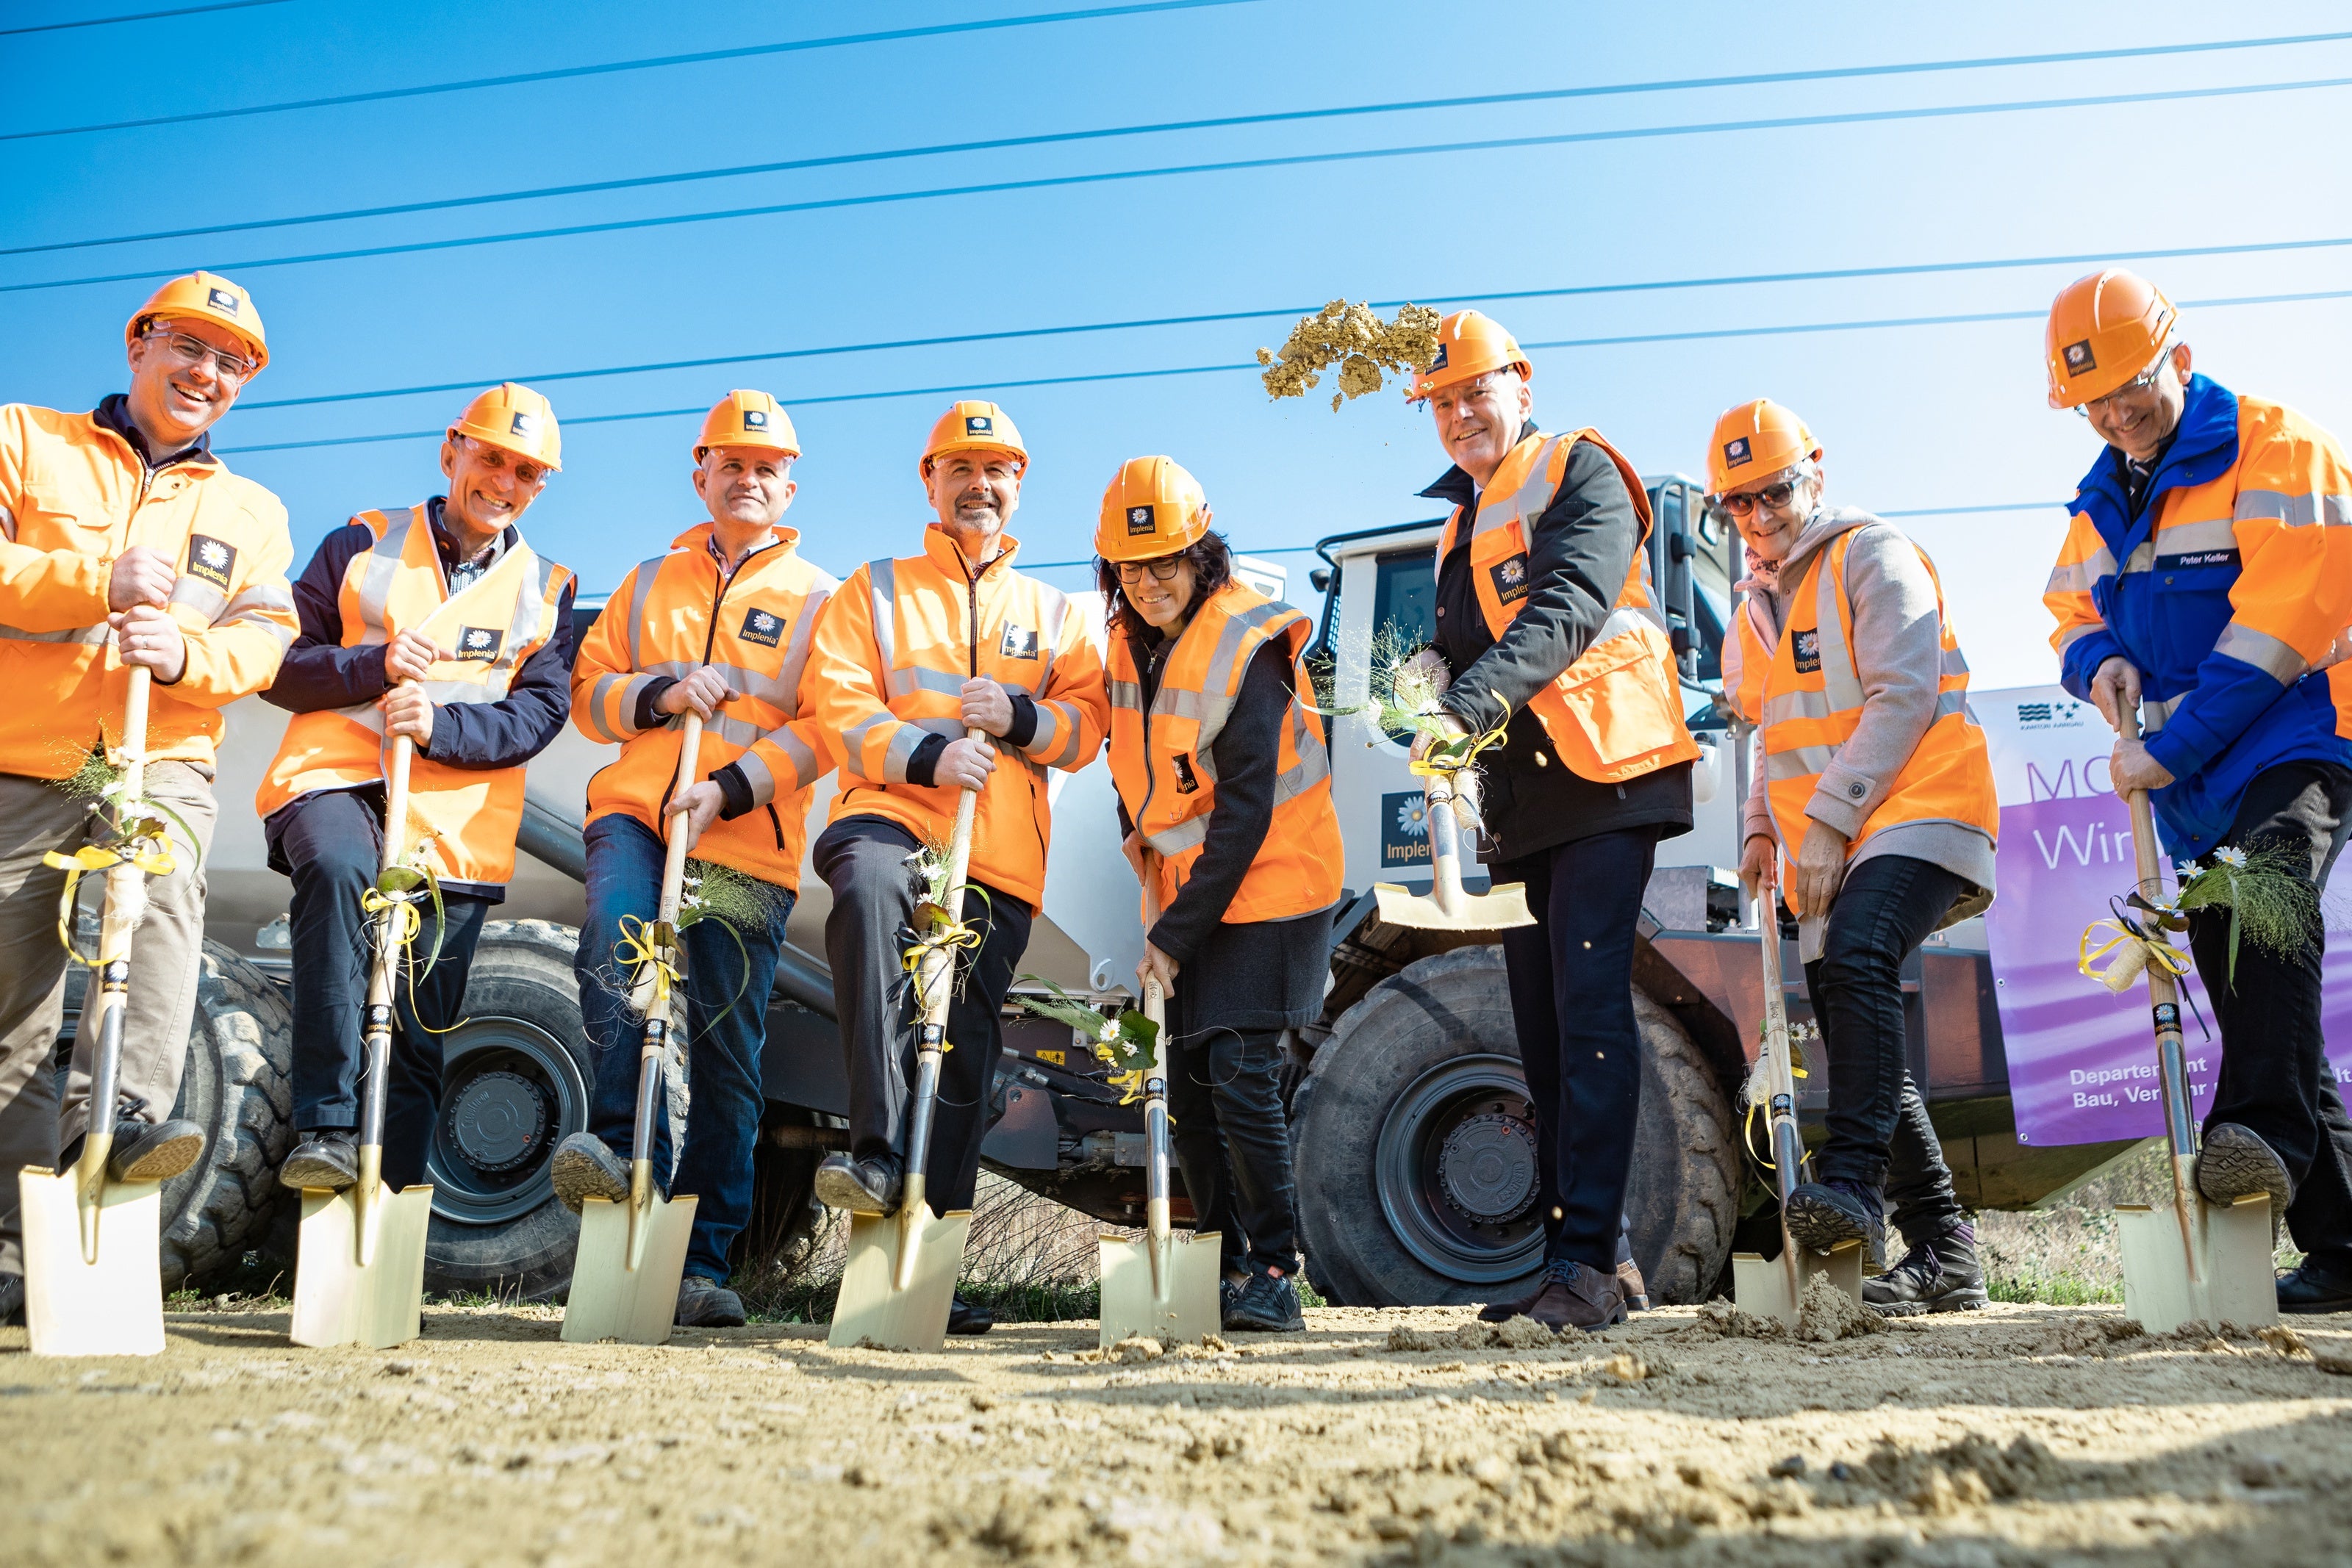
[1974,686,2352,1146]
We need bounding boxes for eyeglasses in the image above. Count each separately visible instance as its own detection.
[1427,374,1509,411]
[1715,478,1802,518]
[1114,557,1186,583]
[2075,345,2176,419]
[144,328,256,385]
[458,436,550,489]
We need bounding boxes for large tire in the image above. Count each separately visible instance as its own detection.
[157,943,297,1290]
[1292,944,1738,1308]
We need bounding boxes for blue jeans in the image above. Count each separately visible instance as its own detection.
[576,813,794,1283]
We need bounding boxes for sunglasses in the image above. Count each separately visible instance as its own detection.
[1715,478,1801,518]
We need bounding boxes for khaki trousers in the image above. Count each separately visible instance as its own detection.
[0,764,215,1276]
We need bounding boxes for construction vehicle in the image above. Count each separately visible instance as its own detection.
[113,483,2138,1309]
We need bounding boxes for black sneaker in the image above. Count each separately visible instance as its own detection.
[813,1152,903,1215]
[947,1295,993,1336]
[1784,1178,1887,1270]
[675,1275,747,1328]
[279,1130,359,1193]
[2276,1256,2352,1315]
[0,1269,22,1328]
[2198,1123,2294,1229]
[1864,1222,1989,1315]
[551,1132,629,1213]
[1226,1267,1305,1333]
[1221,1275,1245,1322]
[108,1113,205,1184]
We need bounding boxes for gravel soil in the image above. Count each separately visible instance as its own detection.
[6,1302,2351,1566]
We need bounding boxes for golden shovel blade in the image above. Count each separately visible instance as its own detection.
[18,1166,166,1357]
[290,1182,435,1349]
[1098,1231,1223,1349]
[1372,880,1535,932]
[1731,1238,1865,1333]
[2118,1193,2278,1334]
[562,1191,699,1345]
[826,1204,971,1352]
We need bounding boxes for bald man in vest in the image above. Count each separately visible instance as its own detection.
[1408,312,1698,1332]
[259,385,576,1201]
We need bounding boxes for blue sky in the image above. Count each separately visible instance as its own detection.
[7,0,2351,691]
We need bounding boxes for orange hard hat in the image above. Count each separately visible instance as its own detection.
[2045,269,2179,409]
[695,389,799,461]
[449,383,562,472]
[1409,309,1531,400]
[920,400,1027,478]
[1094,456,1210,563]
[1707,399,1821,495]
[126,270,268,372]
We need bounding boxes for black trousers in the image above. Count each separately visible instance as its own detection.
[1165,1010,1298,1277]
[814,816,1031,1214]
[2190,761,2352,1270]
[1804,853,1967,1242]
[1494,827,1657,1273]
[268,786,491,1193]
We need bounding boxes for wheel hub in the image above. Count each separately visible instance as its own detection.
[442,1069,550,1174]
[1436,1111,1538,1224]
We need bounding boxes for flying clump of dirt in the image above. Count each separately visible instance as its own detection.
[1257,300,1441,411]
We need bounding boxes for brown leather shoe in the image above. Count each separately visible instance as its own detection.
[1477,1281,1544,1323]
[1525,1261,1627,1333]
[1616,1257,1651,1313]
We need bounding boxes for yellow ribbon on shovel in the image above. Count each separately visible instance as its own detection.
[43,840,176,963]
[900,913,982,1047]
[2079,916,2193,994]
[615,913,682,1012]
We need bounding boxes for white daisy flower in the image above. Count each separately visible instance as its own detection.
[2214,846,2248,868]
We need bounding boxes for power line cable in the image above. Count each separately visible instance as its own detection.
[234,233,2352,414]
[0,0,1257,143]
[212,284,2352,456]
[14,73,2348,297]
[21,28,2352,257]
[0,0,293,36]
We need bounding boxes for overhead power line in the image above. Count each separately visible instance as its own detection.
[234,233,2352,414]
[0,0,293,36]
[12,73,2348,297]
[212,285,2352,457]
[0,0,1257,143]
[20,28,2352,257]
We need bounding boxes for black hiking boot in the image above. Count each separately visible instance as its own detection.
[813,1153,903,1216]
[675,1276,747,1328]
[2276,1256,2352,1315]
[2197,1123,2294,1229]
[551,1132,628,1213]
[279,1130,359,1193]
[1784,1177,1887,1270]
[1864,1222,1989,1315]
[1226,1266,1305,1333]
[948,1295,993,1336]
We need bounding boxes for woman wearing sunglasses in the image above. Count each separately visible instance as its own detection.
[1094,456,1344,1334]
[1714,398,1998,1316]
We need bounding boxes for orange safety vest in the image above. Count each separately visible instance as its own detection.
[573,523,837,891]
[256,504,573,885]
[806,526,1109,910]
[1105,580,1343,924]
[1750,526,1998,913]
[0,404,297,777]
[1438,429,1700,782]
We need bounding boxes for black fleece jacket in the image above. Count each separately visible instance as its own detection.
[1426,427,1692,862]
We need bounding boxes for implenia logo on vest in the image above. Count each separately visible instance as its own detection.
[1487,553,1530,605]
[1721,435,1753,470]
[1792,628,1822,675]
[1125,504,1156,537]
[1169,752,1200,794]
[185,534,237,591]
[739,605,784,648]
[455,626,503,661]
[1000,624,1039,660]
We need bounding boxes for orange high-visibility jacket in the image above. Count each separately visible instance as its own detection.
[807,526,1108,910]
[1106,580,1343,924]
[255,504,573,885]
[0,403,295,777]
[1438,429,1699,782]
[1744,528,1998,914]
[573,523,838,891]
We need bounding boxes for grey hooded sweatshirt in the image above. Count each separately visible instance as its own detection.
[1740,506,1996,961]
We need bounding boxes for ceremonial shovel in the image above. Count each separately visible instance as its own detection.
[21,667,170,1357]
[1097,858,1222,1348]
[562,714,704,1345]
[827,727,982,1351]
[290,722,437,1348]
[2109,706,2276,1334]
[1373,762,1532,932]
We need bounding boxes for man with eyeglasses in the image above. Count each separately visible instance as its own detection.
[0,272,298,1326]
[2043,268,2352,1314]
[257,384,576,1201]
[1405,311,1699,1332]
[1713,398,1998,1312]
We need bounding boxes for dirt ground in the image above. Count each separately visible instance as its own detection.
[7,1299,2352,1567]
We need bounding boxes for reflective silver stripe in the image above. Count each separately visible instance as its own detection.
[1467,434,1567,544]
[626,554,667,675]
[0,622,110,644]
[881,722,928,783]
[906,666,963,697]
[2215,620,2309,683]
[841,709,893,780]
[1151,687,1220,724]
[503,550,558,672]
[2235,489,2352,528]
[1143,816,1208,855]
[2117,539,2157,576]
[1768,744,1838,780]
[1591,603,1657,649]
[1941,644,1970,677]
[1107,677,1143,711]
[240,617,295,652]
[354,507,415,642]
[2143,692,2185,733]
[1810,547,1865,715]
[0,506,13,542]
[772,578,833,719]
[760,729,822,796]
[646,657,795,712]
[1934,689,1971,722]
[867,558,904,695]
[643,658,700,682]
[1761,688,1836,726]
[2045,560,2099,594]
[2057,621,2105,653]
[1025,698,1086,768]
[584,672,645,741]
[1029,582,1071,694]
[734,748,776,807]
[2151,517,2241,555]
[168,576,226,619]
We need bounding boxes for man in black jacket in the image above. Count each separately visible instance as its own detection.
[1409,311,1696,1331]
